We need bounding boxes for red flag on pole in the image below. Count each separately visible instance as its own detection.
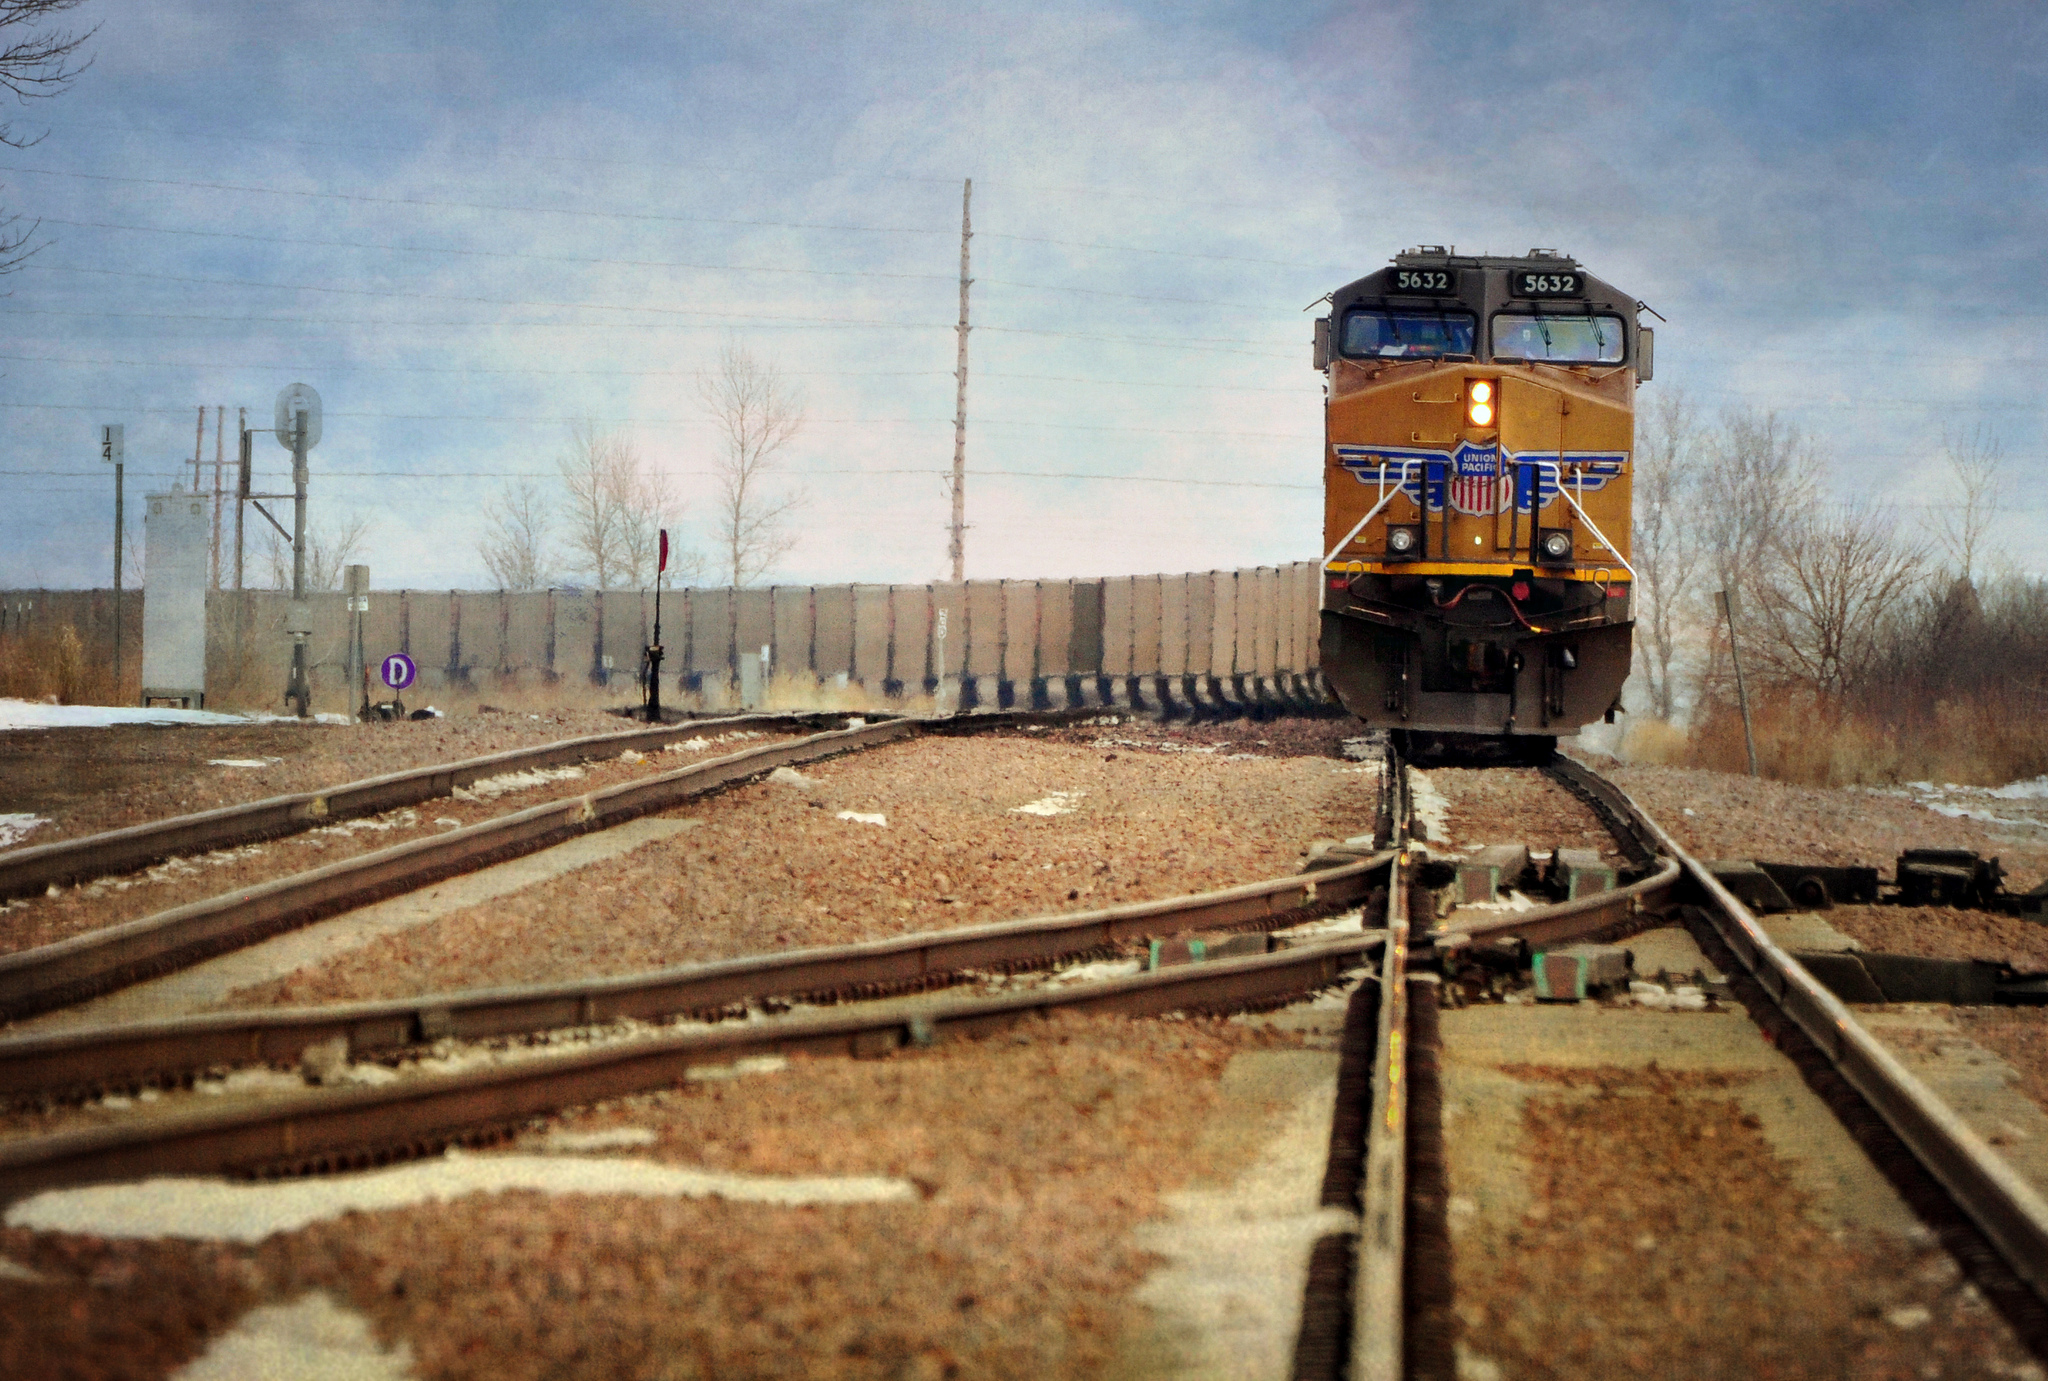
[658,528,669,574]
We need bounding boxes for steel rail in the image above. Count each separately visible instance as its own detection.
[1615,784,2048,1306]
[1429,855,1680,952]
[0,853,1395,1102]
[1350,738,1413,1381]
[0,711,864,903]
[0,720,919,1022]
[0,933,1383,1203]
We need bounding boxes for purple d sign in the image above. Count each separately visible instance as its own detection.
[380,653,417,691]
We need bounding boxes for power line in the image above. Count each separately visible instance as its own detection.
[0,164,950,236]
[3,466,1321,491]
[36,217,958,283]
[0,350,951,381]
[38,264,950,328]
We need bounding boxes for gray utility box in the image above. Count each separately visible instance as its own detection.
[141,486,209,706]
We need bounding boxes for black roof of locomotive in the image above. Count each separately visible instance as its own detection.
[1329,248,1637,319]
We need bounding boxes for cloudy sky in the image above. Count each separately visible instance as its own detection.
[2,0,2042,591]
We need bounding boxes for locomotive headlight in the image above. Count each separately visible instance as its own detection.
[1467,379,1495,428]
[1385,524,1420,559]
[1537,528,1574,563]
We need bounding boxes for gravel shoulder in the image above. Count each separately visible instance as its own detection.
[0,729,800,958]
[0,710,640,845]
[221,730,1379,1007]
[0,1010,1311,1381]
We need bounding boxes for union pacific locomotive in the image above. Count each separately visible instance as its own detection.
[1314,248,1649,758]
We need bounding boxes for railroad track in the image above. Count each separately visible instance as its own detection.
[0,710,1398,1201]
[1291,742,2048,1380]
[6,716,2047,1376]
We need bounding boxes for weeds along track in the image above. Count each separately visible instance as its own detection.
[1292,744,2048,1381]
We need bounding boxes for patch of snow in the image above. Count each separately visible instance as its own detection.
[1340,737,1377,761]
[836,810,888,826]
[767,766,817,790]
[1883,1304,1932,1330]
[0,813,49,849]
[1988,775,2048,800]
[168,1292,412,1381]
[619,749,644,763]
[1628,981,1707,1011]
[4,1152,919,1242]
[685,1054,789,1082]
[1012,790,1085,817]
[536,1126,659,1153]
[0,699,349,731]
[666,737,710,753]
[1407,770,1452,843]
[462,764,584,800]
[207,758,281,769]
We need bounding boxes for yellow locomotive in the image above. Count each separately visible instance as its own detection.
[1314,248,1648,757]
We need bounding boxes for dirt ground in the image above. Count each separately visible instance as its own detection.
[0,709,668,845]
[1457,1062,2037,1380]
[221,728,1379,1006]
[0,1010,1308,1381]
[1590,757,2048,887]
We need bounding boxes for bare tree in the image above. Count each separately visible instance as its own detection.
[1630,388,1705,719]
[556,421,635,589]
[699,343,806,586]
[0,0,96,280]
[1928,423,2004,584]
[477,478,555,590]
[1749,502,1925,700]
[556,421,696,589]
[260,514,371,592]
[619,460,700,587]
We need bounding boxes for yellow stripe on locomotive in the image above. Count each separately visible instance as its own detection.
[1313,248,1650,746]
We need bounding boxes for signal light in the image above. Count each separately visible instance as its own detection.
[1511,580,1531,601]
[1467,379,1495,428]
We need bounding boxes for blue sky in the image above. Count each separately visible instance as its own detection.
[2,0,2041,589]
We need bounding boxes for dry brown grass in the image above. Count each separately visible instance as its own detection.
[1680,687,2048,788]
[0,626,133,706]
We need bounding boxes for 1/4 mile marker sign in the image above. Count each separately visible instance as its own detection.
[381,653,416,691]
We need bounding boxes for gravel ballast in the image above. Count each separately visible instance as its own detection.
[223,731,1378,1006]
[0,730,800,957]
[0,711,644,844]
[0,1010,1311,1381]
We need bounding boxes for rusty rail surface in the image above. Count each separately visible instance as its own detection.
[0,720,918,1022]
[0,853,1395,1102]
[0,711,869,903]
[0,933,1382,1202]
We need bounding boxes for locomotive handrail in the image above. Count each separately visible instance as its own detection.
[1323,460,1421,569]
[1535,460,1637,582]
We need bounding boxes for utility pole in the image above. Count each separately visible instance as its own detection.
[211,404,224,588]
[101,424,125,698]
[1717,589,1760,778]
[193,404,205,494]
[286,408,311,717]
[948,178,972,583]
[234,408,248,590]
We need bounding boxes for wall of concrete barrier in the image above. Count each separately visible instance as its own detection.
[0,563,1329,713]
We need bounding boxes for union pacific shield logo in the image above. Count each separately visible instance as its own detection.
[1448,446,1506,516]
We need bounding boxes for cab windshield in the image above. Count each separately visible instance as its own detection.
[1491,314,1625,364]
[1340,307,1476,360]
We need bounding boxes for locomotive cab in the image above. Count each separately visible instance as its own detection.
[1315,248,1647,747]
